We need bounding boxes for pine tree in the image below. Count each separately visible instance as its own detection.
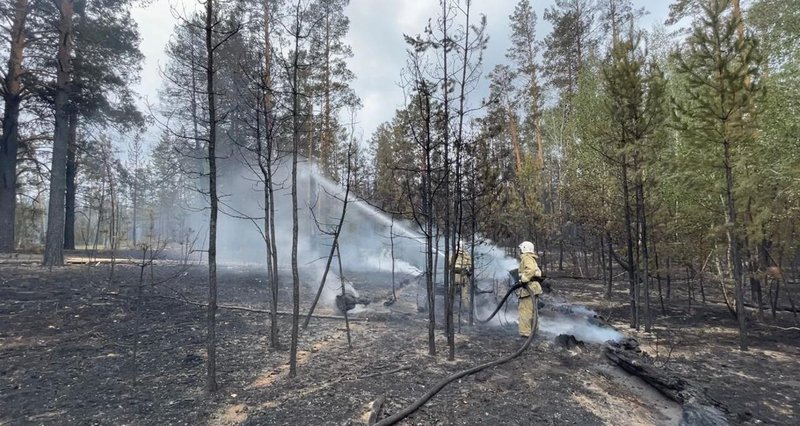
[673,0,762,350]
[507,0,544,167]
[42,0,76,267]
[543,0,597,100]
[308,0,358,177]
[0,0,32,252]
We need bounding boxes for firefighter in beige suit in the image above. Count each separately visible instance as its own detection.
[452,241,472,305]
[517,241,542,337]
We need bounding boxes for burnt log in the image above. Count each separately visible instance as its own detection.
[555,334,585,350]
[335,292,370,314]
[605,341,729,426]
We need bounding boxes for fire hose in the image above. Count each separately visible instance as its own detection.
[475,281,525,324]
[374,283,539,425]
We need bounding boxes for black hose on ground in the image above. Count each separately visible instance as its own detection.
[374,284,538,426]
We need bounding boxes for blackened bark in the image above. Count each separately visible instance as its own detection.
[0,0,28,252]
[621,159,636,328]
[43,0,75,267]
[64,112,78,249]
[205,0,218,392]
[723,139,747,350]
[637,174,651,331]
[289,0,302,377]
[441,0,455,362]
[261,0,279,350]
[605,233,613,297]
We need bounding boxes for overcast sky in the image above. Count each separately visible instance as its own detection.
[130,0,671,144]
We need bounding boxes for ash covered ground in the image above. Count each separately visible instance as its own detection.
[1,260,797,425]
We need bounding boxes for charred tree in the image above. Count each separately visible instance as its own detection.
[204,0,219,392]
[287,0,309,378]
[258,0,280,350]
[0,0,30,252]
[43,0,75,267]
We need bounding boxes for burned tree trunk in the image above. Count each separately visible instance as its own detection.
[204,0,219,392]
[0,0,29,252]
[260,0,280,349]
[289,0,304,378]
[43,0,75,267]
[64,112,78,250]
[723,139,747,351]
[621,158,637,328]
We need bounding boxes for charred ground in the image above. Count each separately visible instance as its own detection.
[1,259,797,425]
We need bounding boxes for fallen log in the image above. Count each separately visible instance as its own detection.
[605,341,729,425]
[154,294,371,322]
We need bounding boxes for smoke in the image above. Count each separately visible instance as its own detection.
[539,315,622,344]
[175,158,626,342]
[357,251,423,276]
[472,292,622,344]
[538,299,622,344]
[186,157,520,311]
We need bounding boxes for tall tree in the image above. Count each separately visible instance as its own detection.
[63,0,144,250]
[204,0,219,392]
[507,0,544,167]
[602,29,667,330]
[42,0,75,266]
[543,0,597,100]
[673,0,762,350]
[260,0,280,350]
[0,0,31,252]
[199,0,239,392]
[286,0,311,378]
[308,0,357,177]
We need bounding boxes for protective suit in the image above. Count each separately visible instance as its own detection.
[517,241,542,337]
[452,246,472,305]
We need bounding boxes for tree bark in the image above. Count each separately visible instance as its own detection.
[43,0,75,267]
[64,112,78,250]
[723,139,747,350]
[621,158,637,328]
[441,0,454,362]
[637,171,651,331]
[261,0,279,350]
[0,0,29,252]
[289,0,303,377]
[606,233,613,297]
[204,0,219,392]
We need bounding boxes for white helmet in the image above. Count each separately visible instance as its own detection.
[519,241,535,254]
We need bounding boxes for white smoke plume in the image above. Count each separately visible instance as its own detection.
[185,158,520,311]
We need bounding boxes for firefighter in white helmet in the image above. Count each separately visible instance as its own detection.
[517,240,542,338]
[452,240,472,306]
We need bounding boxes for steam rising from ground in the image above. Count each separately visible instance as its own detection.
[539,314,622,344]
[480,298,622,344]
